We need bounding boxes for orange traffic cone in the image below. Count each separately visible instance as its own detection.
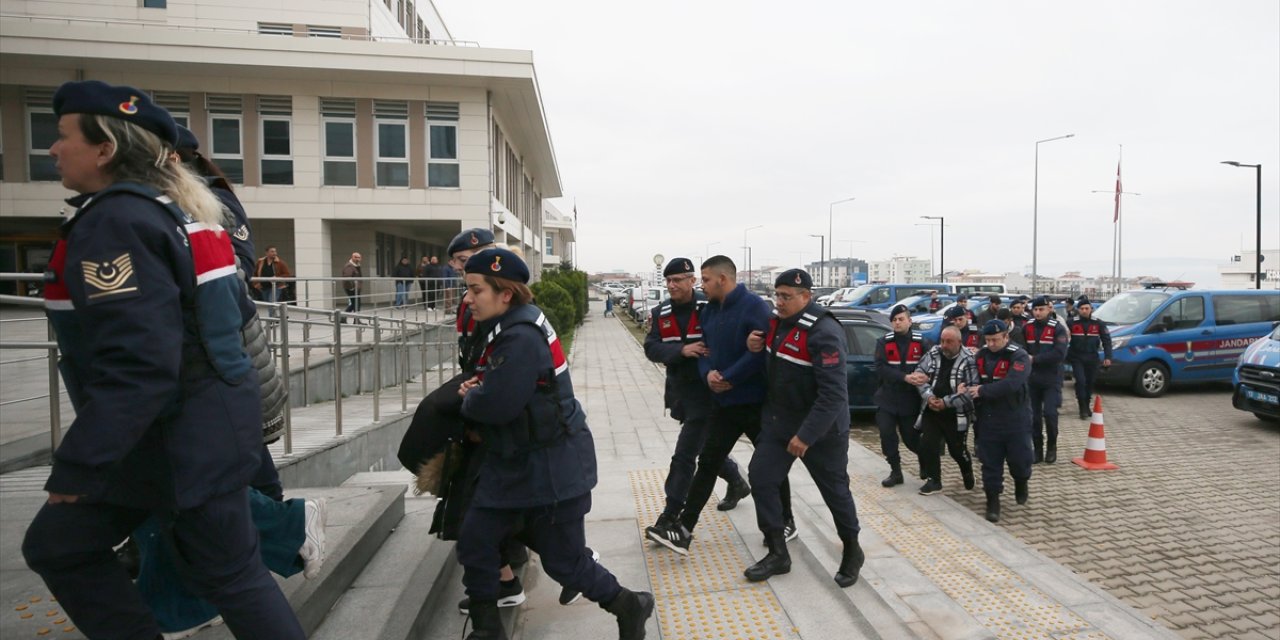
[1072,396,1118,471]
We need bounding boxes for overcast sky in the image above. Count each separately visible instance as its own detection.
[436,0,1279,286]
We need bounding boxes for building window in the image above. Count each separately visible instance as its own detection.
[308,26,342,39]
[321,98,357,186]
[546,236,554,255]
[426,101,459,188]
[0,113,5,181]
[151,92,190,130]
[374,101,408,187]
[207,94,243,183]
[258,23,293,36]
[258,96,292,185]
[27,108,58,181]
[141,0,167,8]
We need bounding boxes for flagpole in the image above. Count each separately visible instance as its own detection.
[1117,145,1123,292]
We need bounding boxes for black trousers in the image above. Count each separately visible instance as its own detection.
[1069,357,1100,410]
[679,402,791,533]
[1029,382,1062,450]
[977,422,1033,495]
[875,408,921,471]
[919,410,971,483]
[22,488,304,640]
[662,415,743,518]
[749,427,859,538]
[457,493,619,604]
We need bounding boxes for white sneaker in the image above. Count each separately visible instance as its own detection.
[300,498,327,579]
[161,615,223,640]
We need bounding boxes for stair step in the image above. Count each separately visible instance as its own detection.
[310,495,455,640]
[199,484,404,639]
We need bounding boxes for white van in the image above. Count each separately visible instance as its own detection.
[952,283,1007,296]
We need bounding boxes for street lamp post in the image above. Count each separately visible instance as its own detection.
[743,225,763,286]
[828,197,856,287]
[920,216,945,282]
[1222,161,1264,289]
[808,234,825,284]
[1033,134,1075,294]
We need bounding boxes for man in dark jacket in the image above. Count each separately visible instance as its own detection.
[1067,297,1113,419]
[974,294,1003,327]
[744,269,864,588]
[643,258,750,554]
[873,304,932,487]
[662,256,794,555]
[1023,296,1069,463]
[392,255,414,307]
[967,320,1034,523]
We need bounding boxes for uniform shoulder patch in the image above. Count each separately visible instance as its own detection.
[233,224,250,241]
[820,350,841,366]
[884,330,895,339]
[80,253,140,303]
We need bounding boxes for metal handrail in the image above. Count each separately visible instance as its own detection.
[0,283,459,462]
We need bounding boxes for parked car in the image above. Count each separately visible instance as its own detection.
[819,287,857,306]
[1231,323,1280,421]
[840,283,954,310]
[892,293,955,316]
[1094,286,1280,397]
[829,307,893,412]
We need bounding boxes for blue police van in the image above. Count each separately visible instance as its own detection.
[1232,323,1280,421]
[1093,285,1280,397]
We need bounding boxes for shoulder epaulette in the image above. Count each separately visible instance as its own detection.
[883,330,895,340]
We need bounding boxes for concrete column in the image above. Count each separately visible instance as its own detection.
[1,85,24,181]
[294,217,332,279]
[242,94,260,186]
[356,99,373,189]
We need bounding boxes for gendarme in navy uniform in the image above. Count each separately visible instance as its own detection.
[453,249,654,640]
[872,303,932,487]
[1067,296,1113,420]
[968,320,1034,523]
[1023,295,1069,463]
[21,80,303,639]
[643,258,750,552]
[744,269,864,588]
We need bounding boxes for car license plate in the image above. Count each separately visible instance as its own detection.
[1244,389,1280,405]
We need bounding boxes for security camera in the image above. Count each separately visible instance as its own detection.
[498,212,507,225]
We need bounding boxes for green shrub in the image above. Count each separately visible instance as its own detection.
[540,268,588,326]
[530,279,575,345]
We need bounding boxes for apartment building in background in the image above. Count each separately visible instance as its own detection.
[868,256,933,284]
[0,0,562,298]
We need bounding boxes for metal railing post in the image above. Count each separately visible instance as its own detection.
[278,303,292,455]
[400,319,408,413]
[47,321,62,449]
[301,318,311,407]
[421,322,429,397]
[372,315,381,423]
[437,333,444,386]
[334,310,344,436]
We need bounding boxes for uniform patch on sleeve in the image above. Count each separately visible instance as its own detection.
[1013,362,1026,371]
[820,351,841,366]
[80,253,140,303]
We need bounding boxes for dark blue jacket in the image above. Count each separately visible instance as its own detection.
[1067,317,1114,361]
[461,304,597,509]
[762,303,850,445]
[974,343,1032,431]
[644,292,714,422]
[43,184,261,510]
[1023,317,1069,387]
[873,329,932,414]
[697,284,770,406]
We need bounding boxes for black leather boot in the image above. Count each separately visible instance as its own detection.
[744,529,791,582]
[960,459,975,490]
[881,464,904,487]
[1079,403,1091,420]
[834,532,865,588]
[1033,440,1044,464]
[465,600,508,640]
[984,491,1001,523]
[717,476,752,511]
[603,587,655,640]
[1045,438,1057,464]
[1014,479,1029,505]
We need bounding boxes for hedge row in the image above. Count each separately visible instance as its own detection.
[531,267,588,347]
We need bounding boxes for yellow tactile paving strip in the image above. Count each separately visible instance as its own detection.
[5,594,79,638]
[630,469,801,640]
[850,474,1111,640]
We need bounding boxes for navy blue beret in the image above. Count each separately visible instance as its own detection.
[775,269,812,290]
[1013,295,1030,303]
[464,248,528,284]
[956,293,969,301]
[888,304,910,319]
[944,306,967,320]
[1077,296,1092,307]
[1031,295,1051,308]
[448,228,496,257]
[982,319,1008,335]
[53,80,178,147]
[663,257,696,277]
[176,125,199,151]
